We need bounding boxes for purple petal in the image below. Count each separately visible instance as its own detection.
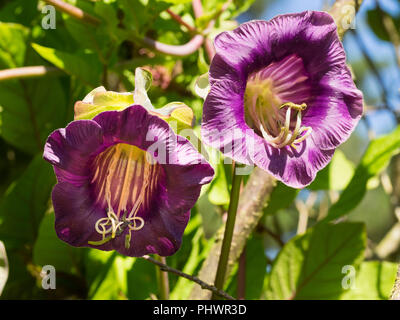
[43,120,104,186]
[203,11,363,188]
[52,182,112,250]
[45,105,214,256]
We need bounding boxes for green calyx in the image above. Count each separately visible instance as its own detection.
[74,68,194,134]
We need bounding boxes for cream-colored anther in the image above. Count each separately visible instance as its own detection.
[258,102,311,149]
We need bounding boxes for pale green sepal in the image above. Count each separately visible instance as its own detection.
[156,102,195,133]
[194,73,210,100]
[133,67,154,110]
[82,86,106,103]
[92,91,134,107]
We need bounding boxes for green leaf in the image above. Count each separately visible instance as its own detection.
[0,76,68,154]
[119,0,170,34]
[170,224,213,299]
[208,160,230,206]
[85,249,161,300]
[341,261,398,300]
[264,182,298,216]
[367,8,400,43]
[266,222,366,300]
[0,22,29,69]
[32,43,102,86]
[85,250,135,300]
[33,213,84,275]
[198,0,255,29]
[196,193,223,239]
[63,4,122,59]
[156,0,192,3]
[323,126,400,223]
[0,1,38,27]
[0,155,55,298]
[233,0,256,16]
[309,149,355,191]
[0,155,55,250]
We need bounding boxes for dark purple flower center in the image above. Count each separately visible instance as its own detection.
[89,143,163,246]
[244,54,313,148]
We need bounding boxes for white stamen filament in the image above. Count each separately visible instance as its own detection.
[245,74,311,148]
[258,103,311,149]
[90,144,157,248]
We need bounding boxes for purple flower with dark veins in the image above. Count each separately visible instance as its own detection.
[43,69,214,257]
[201,11,363,188]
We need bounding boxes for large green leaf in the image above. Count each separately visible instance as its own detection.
[208,160,230,206]
[197,0,255,30]
[0,155,55,250]
[0,76,68,154]
[0,155,55,298]
[119,0,170,34]
[0,22,29,69]
[32,212,88,298]
[32,43,102,86]
[367,8,400,43]
[341,261,397,300]
[264,182,298,216]
[0,1,38,27]
[62,2,122,60]
[85,250,135,300]
[323,126,400,223]
[170,222,214,299]
[309,149,355,191]
[33,213,84,275]
[0,22,68,154]
[266,222,366,300]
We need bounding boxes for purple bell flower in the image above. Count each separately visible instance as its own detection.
[43,70,214,257]
[201,11,363,188]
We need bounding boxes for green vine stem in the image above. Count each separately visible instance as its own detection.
[155,255,170,300]
[190,167,276,299]
[212,162,243,299]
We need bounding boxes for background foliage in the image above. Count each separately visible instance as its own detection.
[0,0,400,300]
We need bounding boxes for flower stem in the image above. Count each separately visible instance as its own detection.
[212,162,243,300]
[155,255,170,300]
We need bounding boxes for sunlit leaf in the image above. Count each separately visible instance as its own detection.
[323,126,400,223]
[208,160,230,206]
[341,261,398,300]
[266,222,366,300]
[85,250,134,300]
[309,149,355,191]
[32,43,102,86]
[33,213,84,275]
[170,223,214,299]
[0,22,29,69]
